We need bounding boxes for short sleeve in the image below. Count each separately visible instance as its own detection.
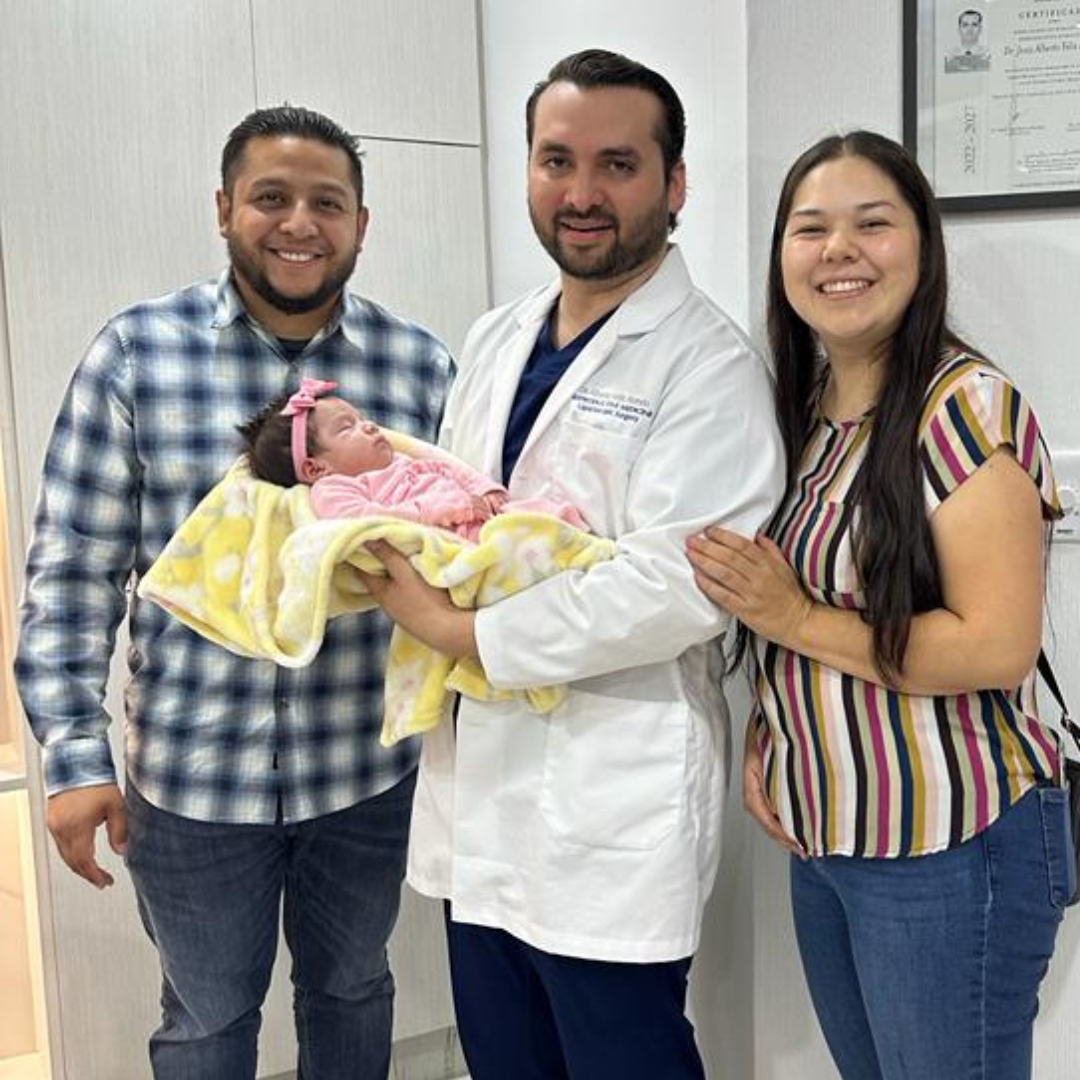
[920,359,1060,519]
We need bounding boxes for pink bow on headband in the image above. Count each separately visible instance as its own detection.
[281,378,339,417]
[281,378,338,478]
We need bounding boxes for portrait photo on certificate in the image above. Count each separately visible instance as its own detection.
[905,0,1080,209]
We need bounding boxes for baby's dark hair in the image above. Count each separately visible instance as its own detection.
[237,392,315,486]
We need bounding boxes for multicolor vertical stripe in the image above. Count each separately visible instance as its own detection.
[756,355,1061,857]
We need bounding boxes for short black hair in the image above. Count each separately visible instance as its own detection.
[958,9,983,26]
[236,392,312,486]
[221,105,365,204]
[525,48,686,180]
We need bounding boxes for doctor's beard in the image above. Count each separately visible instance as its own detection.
[529,199,670,282]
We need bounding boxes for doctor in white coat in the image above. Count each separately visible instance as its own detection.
[364,49,784,1079]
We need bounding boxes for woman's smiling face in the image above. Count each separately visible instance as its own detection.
[780,154,922,364]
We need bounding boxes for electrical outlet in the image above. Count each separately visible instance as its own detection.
[1054,449,1080,542]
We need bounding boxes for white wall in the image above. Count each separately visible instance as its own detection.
[479,4,755,1076]
[747,3,1080,1079]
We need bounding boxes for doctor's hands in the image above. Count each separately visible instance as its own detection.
[360,540,478,658]
[686,526,813,650]
[47,783,128,889]
[742,722,805,859]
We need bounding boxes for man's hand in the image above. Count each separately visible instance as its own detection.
[47,783,128,889]
[360,539,478,658]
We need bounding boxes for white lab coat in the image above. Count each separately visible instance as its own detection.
[408,247,784,962]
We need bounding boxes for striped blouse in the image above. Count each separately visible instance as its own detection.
[756,354,1061,858]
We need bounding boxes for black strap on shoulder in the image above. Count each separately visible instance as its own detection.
[1038,649,1080,757]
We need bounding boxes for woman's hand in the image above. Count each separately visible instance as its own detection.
[742,721,805,858]
[686,526,812,649]
[359,540,478,658]
[691,451,1045,696]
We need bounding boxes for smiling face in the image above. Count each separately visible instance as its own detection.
[216,135,369,336]
[526,82,685,285]
[300,398,393,480]
[779,154,922,365]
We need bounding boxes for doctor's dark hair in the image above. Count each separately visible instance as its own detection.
[525,49,686,229]
[765,129,978,684]
[221,105,365,204]
[236,392,312,487]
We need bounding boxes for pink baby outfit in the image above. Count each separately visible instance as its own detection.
[310,454,586,541]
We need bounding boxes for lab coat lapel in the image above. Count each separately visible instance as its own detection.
[480,281,559,477]
[517,319,617,455]
[497,247,694,472]
[515,247,692,461]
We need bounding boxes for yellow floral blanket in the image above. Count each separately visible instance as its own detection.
[137,454,614,746]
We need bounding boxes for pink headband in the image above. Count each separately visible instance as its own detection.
[281,378,338,478]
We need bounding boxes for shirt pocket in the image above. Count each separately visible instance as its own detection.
[1038,785,1077,911]
[538,690,687,851]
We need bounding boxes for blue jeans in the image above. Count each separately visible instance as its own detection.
[790,785,1073,1080]
[125,771,415,1080]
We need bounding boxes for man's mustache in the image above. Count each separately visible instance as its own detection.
[555,209,617,227]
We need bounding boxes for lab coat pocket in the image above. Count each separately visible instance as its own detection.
[552,422,643,532]
[538,691,687,851]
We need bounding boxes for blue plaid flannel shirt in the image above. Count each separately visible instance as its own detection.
[15,272,452,823]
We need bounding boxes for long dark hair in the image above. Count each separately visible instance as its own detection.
[766,131,976,684]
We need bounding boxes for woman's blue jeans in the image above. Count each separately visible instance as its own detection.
[125,771,415,1080]
[790,784,1074,1080]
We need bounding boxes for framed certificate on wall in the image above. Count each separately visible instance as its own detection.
[903,0,1080,210]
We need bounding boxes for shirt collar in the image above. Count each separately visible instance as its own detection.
[512,244,692,338]
[334,290,371,350]
[210,270,249,330]
[210,269,356,349]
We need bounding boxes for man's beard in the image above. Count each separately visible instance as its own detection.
[227,238,358,316]
[529,199,670,281]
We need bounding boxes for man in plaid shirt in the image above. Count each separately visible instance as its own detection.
[15,105,452,1079]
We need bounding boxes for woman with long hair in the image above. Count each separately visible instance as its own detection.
[687,130,1071,1079]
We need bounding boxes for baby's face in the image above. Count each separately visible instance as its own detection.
[310,398,394,476]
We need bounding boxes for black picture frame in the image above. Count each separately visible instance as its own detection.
[902,0,1080,213]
